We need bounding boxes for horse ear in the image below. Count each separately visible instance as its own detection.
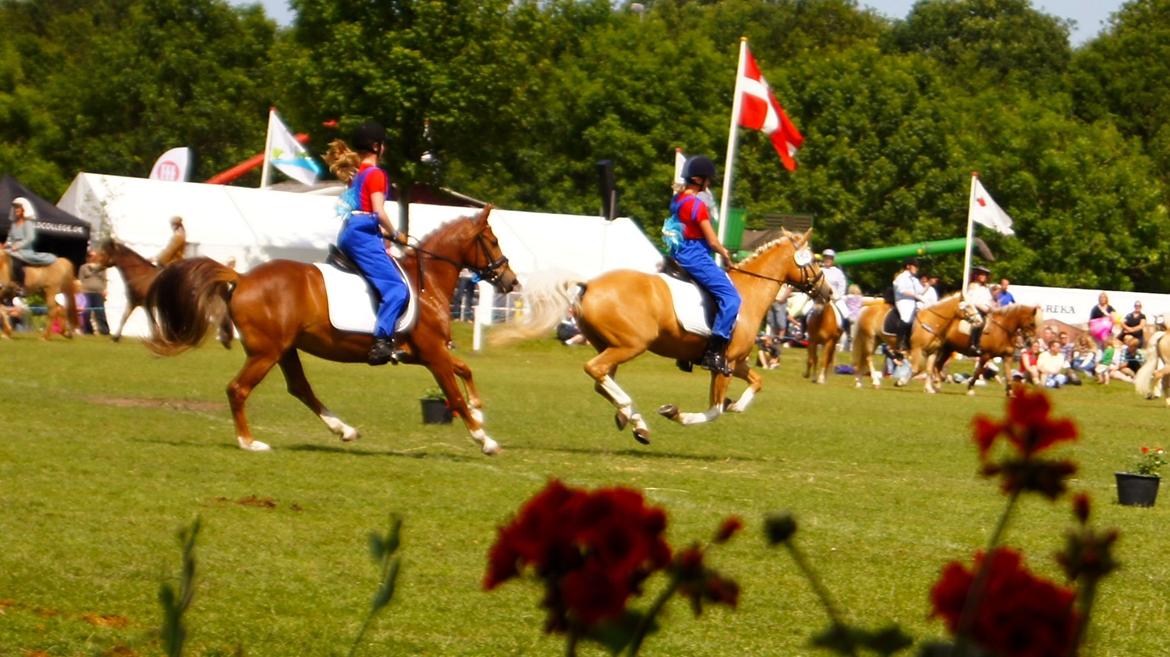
[478,204,493,223]
[801,228,814,245]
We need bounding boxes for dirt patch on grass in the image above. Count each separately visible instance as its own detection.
[82,613,130,628]
[211,495,303,512]
[87,396,224,412]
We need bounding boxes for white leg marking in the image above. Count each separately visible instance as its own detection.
[320,408,360,442]
[470,406,485,424]
[726,387,756,413]
[237,436,271,452]
[470,428,501,455]
[677,405,723,426]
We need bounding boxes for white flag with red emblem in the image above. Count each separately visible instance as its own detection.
[969,177,1015,236]
[736,45,803,171]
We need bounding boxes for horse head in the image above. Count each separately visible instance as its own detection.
[425,205,518,293]
[1014,304,1044,343]
[93,237,118,268]
[739,228,831,299]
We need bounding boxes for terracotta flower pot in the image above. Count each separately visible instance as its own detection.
[1115,472,1160,507]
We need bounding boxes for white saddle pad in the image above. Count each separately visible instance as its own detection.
[313,261,417,335]
[829,298,849,332]
[658,274,715,337]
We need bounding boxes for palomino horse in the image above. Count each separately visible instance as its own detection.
[929,303,1043,395]
[0,252,77,340]
[852,294,979,391]
[143,206,518,453]
[1135,331,1170,404]
[804,300,844,384]
[94,238,234,347]
[493,230,831,444]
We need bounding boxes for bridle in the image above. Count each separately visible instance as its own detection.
[406,223,510,289]
[729,244,826,298]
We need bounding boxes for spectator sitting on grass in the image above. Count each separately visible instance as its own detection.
[1070,333,1098,377]
[1118,335,1144,381]
[1037,340,1069,388]
[1016,341,1042,385]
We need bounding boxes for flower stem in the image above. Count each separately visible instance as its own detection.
[955,487,1021,650]
[627,577,682,657]
[784,542,858,657]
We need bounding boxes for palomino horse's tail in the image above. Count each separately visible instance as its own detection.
[144,257,238,356]
[490,270,581,346]
[1134,331,1167,397]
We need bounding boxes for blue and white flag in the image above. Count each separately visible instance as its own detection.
[265,110,321,186]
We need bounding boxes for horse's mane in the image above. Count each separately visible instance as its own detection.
[736,234,802,268]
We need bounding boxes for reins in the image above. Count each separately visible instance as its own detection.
[402,227,509,293]
[728,240,825,297]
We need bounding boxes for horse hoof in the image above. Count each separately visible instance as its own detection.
[341,427,360,442]
[481,438,502,455]
[722,398,734,410]
[632,428,651,445]
[967,389,976,397]
[657,404,679,420]
[237,437,272,452]
[614,412,629,431]
[111,335,121,343]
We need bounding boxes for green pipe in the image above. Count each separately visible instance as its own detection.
[833,238,971,267]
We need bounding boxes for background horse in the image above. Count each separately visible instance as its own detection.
[929,303,1042,395]
[1135,330,1170,404]
[143,206,518,454]
[0,252,77,340]
[94,238,233,347]
[493,230,831,444]
[803,300,843,384]
[852,294,977,391]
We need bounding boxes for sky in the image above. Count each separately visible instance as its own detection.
[236,0,1125,48]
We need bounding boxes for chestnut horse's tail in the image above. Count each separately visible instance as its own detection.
[144,257,238,356]
[491,270,582,346]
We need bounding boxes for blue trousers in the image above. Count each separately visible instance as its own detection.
[675,239,741,340]
[338,213,408,339]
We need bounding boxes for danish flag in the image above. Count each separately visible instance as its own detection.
[737,45,803,171]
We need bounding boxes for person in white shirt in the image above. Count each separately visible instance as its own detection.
[1037,340,1069,388]
[966,265,995,355]
[918,272,939,308]
[821,249,847,300]
[893,258,924,352]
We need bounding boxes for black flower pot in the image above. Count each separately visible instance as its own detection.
[1115,472,1160,507]
[420,398,452,424]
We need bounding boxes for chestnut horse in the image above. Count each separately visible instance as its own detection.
[493,230,831,444]
[803,300,844,384]
[143,207,518,453]
[94,238,233,347]
[0,252,77,340]
[852,294,979,391]
[1135,331,1170,405]
[930,303,1043,396]
[93,239,161,342]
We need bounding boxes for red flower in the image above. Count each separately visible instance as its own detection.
[972,386,1077,459]
[931,548,1078,657]
[483,480,673,632]
[714,516,744,544]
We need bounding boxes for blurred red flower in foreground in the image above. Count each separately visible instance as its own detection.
[931,548,1079,657]
[972,385,1078,499]
[484,480,672,630]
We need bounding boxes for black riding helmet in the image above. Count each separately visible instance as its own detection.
[682,155,716,184]
[352,121,386,153]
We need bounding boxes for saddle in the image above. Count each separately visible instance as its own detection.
[881,307,900,336]
[659,256,695,284]
[314,245,418,335]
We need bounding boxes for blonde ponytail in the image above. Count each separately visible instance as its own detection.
[324,139,361,183]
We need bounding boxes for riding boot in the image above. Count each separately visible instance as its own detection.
[700,335,732,376]
[969,325,983,356]
[896,320,911,356]
[368,335,407,366]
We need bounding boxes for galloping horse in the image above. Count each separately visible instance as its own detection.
[0,252,77,340]
[493,230,831,444]
[803,300,844,384]
[94,238,233,347]
[929,303,1043,395]
[93,239,161,342]
[852,294,978,391]
[143,206,518,453]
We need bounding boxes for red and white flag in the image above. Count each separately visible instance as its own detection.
[969,177,1015,236]
[737,46,803,171]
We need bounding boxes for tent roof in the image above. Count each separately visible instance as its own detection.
[0,174,90,269]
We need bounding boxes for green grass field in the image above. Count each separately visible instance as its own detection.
[1,327,1166,657]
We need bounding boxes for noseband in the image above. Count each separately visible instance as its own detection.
[407,225,510,287]
[730,245,824,297]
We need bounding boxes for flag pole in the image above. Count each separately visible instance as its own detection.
[259,107,275,189]
[960,171,978,299]
[716,37,749,265]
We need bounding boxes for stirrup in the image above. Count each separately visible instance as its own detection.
[675,359,694,373]
[700,352,731,376]
[368,337,402,366]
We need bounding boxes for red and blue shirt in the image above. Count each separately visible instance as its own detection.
[670,191,710,240]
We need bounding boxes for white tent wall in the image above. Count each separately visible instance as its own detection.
[58,173,662,338]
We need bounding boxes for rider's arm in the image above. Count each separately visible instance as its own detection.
[369,190,406,245]
[699,220,732,263]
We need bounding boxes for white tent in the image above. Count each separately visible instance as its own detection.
[58,173,662,337]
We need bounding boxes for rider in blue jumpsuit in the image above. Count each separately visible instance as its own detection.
[672,155,741,375]
[333,122,410,365]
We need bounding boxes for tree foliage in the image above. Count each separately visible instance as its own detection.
[1,0,1168,291]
